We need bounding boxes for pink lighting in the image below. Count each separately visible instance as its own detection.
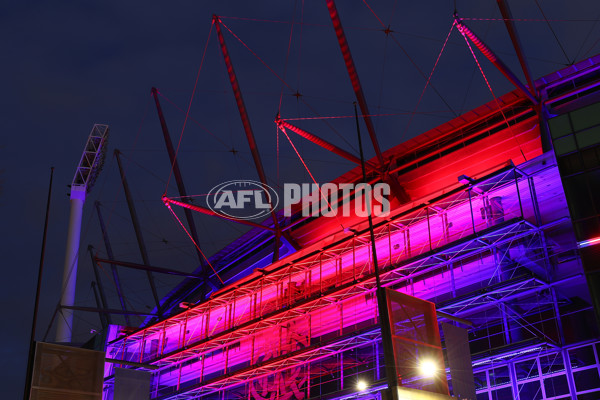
[578,237,600,248]
[102,161,557,400]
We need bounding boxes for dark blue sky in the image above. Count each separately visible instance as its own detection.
[2,1,599,398]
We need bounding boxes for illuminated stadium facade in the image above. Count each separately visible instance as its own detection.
[97,47,600,400]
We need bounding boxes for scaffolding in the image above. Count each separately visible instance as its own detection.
[100,147,592,399]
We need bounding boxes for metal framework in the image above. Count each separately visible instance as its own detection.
[102,147,595,399]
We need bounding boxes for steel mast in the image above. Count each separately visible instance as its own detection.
[55,124,109,343]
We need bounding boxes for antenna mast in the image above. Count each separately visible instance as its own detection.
[55,124,109,343]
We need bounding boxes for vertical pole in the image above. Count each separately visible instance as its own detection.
[95,201,130,325]
[151,88,208,278]
[56,184,86,343]
[114,149,162,317]
[88,246,111,325]
[24,167,54,400]
[354,104,398,399]
[213,15,282,260]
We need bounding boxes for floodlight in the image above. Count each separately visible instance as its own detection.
[418,359,437,378]
[356,380,368,391]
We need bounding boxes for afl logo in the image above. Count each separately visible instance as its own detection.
[207,180,279,220]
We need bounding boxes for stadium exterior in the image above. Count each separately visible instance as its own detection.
[101,52,600,400]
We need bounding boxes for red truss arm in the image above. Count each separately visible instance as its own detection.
[162,196,276,232]
[325,0,385,170]
[455,18,538,105]
[276,118,378,172]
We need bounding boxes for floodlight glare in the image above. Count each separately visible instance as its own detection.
[419,359,437,378]
[356,380,368,391]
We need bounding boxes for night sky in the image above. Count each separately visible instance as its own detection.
[3,1,599,398]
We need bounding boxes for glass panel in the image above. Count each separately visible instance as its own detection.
[476,393,489,400]
[574,367,600,392]
[576,126,600,149]
[515,358,539,380]
[581,146,600,170]
[571,102,600,131]
[517,380,543,400]
[577,391,600,400]
[544,374,570,398]
[489,366,510,386]
[540,352,565,375]
[490,387,512,400]
[549,114,572,138]
[555,135,577,155]
[473,370,488,390]
[569,345,597,368]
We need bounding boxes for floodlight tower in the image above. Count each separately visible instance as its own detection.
[55,124,109,343]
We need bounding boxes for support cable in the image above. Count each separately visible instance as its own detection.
[164,21,214,194]
[278,124,346,231]
[457,21,527,162]
[361,0,457,116]
[583,36,600,59]
[218,18,358,152]
[278,0,298,112]
[533,0,571,65]
[158,90,285,189]
[164,200,224,285]
[403,21,456,136]
[574,10,600,61]
[281,110,454,121]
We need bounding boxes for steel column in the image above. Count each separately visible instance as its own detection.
[214,15,282,260]
[114,149,162,317]
[95,201,129,325]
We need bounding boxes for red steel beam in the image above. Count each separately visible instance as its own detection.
[455,18,538,105]
[495,0,552,152]
[163,196,276,232]
[276,118,378,172]
[496,0,536,95]
[325,0,385,170]
[325,0,409,203]
[214,15,282,259]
